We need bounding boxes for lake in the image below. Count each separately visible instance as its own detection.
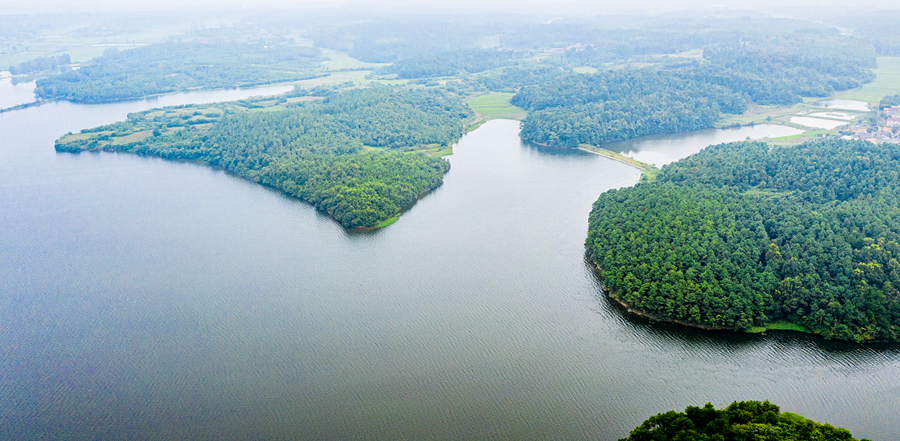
[603,124,804,166]
[814,99,871,112]
[1,91,899,440]
[0,75,37,109]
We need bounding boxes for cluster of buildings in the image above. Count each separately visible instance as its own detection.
[840,106,900,144]
[886,106,900,127]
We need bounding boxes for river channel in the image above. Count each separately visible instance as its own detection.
[1,90,899,440]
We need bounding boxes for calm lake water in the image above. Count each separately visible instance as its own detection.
[2,91,899,440]
[604,124,803,166]
[0,76,37,109]
[814,99,871,112]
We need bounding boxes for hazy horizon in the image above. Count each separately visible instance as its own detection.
[2,0,899,19]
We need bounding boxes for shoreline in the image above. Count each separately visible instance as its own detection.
[576,146,654,171]
[519,136,658,178]
[56,116,469,231]
[588,257,823,337]
[0,100,50,113]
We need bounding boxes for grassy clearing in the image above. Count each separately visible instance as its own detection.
[319,49,388,71]
[374,215,400,229]
[574,66,598,74]
[746,321,811,334]
[57,132,103,143]
[833,56,900,103]
[110,130,153,145]
[465,93,527,121]
[769,129,831,142]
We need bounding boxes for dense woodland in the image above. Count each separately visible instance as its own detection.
[622,401,865,441]
[587,139,900,342]
[515,32,875,147]
[34,41,323,103]
[16,12,887,117]
[375,49,523,79]
[513,67,749,147]
[880,95,900,108]
[56,86,472,227]
[9,53,69,74]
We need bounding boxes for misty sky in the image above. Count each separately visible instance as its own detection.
[3,0,899,17]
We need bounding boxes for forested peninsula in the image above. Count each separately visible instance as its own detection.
[56,86,473,228]
[587,139,900,342]
[622,400,866,441]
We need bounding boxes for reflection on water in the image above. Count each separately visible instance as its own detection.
[603,124,804,166]
[0,77,37,109]
[814,99,871,112]
[1,101,899,441]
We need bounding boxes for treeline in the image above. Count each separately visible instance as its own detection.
[560,29,726,66]
[376,49,523,79]
[587,139,900,342]
[832,10,900,56]
[880,95,900,109]
[513,67,748,147]
[622,401,865,441]
[9,53,70,75]
[514,42,873,146]
[703,39,875,99]
[312,17,488,63]
[35,41,323,103]
[56,87,473,227]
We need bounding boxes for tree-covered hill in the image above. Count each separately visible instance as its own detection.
[512,66,750,147]
[513,30,874,147]
[375,49,524,79]
[622,401,866,441]
[56,86,473,228]
[587,139,900,342]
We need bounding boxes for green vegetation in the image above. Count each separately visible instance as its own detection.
[318,48,387,71]
[622,401,867,441]
[514,33,875,147]
[880,94,900,108]
[746,321,811,334]
[465,93,527,121]
[35,41,324,103]
[375,49,523,79]
[55,86,473,228]
[588,139,900,342]
[833,57,900,103]
[513,67,749,147]
[9,53,70,74]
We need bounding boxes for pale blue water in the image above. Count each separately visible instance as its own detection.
[1,93,898,440]
[0,76,36,109]
[605,124,804,166]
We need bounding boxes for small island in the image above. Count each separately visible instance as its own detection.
[622,400,866,441]
[56,85,474,228]
[587,138,900,343]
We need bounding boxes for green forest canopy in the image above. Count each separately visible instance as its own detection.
[513,36,874,147]
[587,139,900,343]
[621,400,866,441]
[35,41,324,103]
[55,86,473,228]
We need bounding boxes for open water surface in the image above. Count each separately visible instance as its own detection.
[2,91,899,440]
[605,124,803,166]
[814,99,871,112]
[0,75,37,110]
